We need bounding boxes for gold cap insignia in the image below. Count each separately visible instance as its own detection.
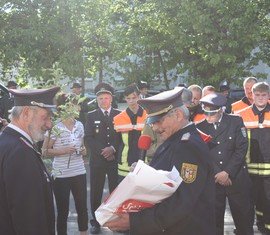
[181,163,198,183]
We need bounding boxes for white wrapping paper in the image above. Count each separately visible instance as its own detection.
[95,160,182,226]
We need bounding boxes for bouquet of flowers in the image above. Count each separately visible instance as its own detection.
[95,160,182,226]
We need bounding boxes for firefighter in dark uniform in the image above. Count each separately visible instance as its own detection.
[84,83,122,234]
[105,88,216,235]
[238,82,270,234]
[197,93,254,235]
[0,86,59,235]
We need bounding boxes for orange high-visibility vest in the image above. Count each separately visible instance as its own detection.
[114,109,147,177]
[231,100,250,114]
[239,106,270,129]
[239,106,270,176]
[193,113,205,124]
[114,110,147,133]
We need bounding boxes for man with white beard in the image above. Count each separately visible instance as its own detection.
[0,86,59,235]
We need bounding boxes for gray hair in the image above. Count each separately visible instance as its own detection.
[176,105,190,120]
[188,84,202,95]
[10,106,38,121]
[243,77,257,87]
[9,106,24,121]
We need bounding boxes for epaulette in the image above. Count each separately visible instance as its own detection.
[88,109,98,114]
[181,132,191,141]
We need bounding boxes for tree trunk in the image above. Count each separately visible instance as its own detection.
[157,50,169,89]
[98,55,103,83]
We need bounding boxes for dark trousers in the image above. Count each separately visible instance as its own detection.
[90,163,118,226]
[53,174,88,235]
[251,176,270,234]
[215,182,254,235]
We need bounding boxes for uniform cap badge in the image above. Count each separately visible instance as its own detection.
[181,163,198,183]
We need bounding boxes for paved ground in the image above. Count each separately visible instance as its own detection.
[64,164,262,235]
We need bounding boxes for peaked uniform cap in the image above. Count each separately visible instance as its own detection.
[94,82,114,96]
[200,93,227,108]
[9,86,60,108]
[138,88,184,124]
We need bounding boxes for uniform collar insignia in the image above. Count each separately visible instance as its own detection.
[181,132,191,141]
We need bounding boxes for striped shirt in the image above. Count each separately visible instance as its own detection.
[45,120,86,178]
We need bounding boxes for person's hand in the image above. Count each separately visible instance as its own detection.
[215,171,229,185]
[106,155,115,161]
[104,213,130,232]
[223,178,232,186]
[130,162,137,172]
[63,146,76,155]
[101,146,114,158]
[80,146,87,156]
[0,118,8,128]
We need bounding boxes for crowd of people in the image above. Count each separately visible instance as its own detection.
[0,77,270,235]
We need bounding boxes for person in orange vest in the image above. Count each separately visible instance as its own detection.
[187,84,205,124]
[231,77,257,114]
[114,84,147,181]
[238,82,270,234]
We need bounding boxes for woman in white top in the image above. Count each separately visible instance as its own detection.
[42,93,88,235]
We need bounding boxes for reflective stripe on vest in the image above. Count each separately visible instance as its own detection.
[114,110,147,132]
[118,133,130,177]
[255,210,263,216]
[231,100,249,114]
[265,224,270,231]
[114,123,145,132]
[245,129,251,164]
[247,163,270,176]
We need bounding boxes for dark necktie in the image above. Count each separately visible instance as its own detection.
[104,111,110,124]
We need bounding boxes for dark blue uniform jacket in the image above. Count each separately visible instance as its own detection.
[0,127,55,235]
[129,124,216,235]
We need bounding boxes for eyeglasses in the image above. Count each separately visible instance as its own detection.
[150,109,177,127]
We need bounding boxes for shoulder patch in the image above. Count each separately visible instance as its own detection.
[241,127,247,138]
[181,132,191,141]
[181,163,198,183]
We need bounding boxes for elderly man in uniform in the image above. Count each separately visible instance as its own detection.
[0,86,59,235]
[84,83,122,234]
[197,93,254,235]
[105,88,216,235]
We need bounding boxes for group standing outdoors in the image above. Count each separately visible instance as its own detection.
[1,77,270,235]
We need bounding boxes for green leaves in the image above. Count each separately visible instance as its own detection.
[1,0,270,87]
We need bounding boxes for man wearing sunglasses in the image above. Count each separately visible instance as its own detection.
[197,93,254,235]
